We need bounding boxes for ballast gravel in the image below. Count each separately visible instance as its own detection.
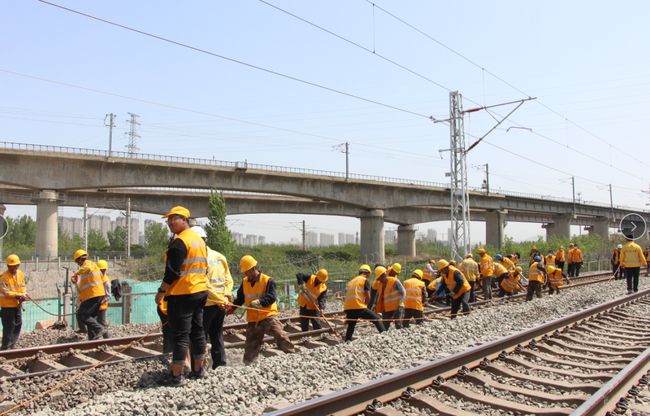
[14,278,649,415]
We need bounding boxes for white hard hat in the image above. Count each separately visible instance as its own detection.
[191,225,207,238]
[617,244,623,249]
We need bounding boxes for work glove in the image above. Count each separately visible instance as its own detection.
[250,299,261,308]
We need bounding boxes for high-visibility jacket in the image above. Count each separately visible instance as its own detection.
[620,242,648,268]
[611,249,621,265]
[528,262,546,283]
[459,258,479,282]
[500,273,521,293]
[297,274,327,311]
[479,254,494,277]
[344,275,368,310]
[548,269,564,289]
[205,248,234,307]
[502,257,515,272]
[545,255,556,267]
[494,262,509,277]
[375,276,401,313]
[403,278,426,311]
[422,266,434,285]
[77,260,106,302]
[428,277,445,294]
[442,266,471,300]
[99,271,110,311]
[568,248,583,263]
[555,249,566,262]
[0,270,26,308]
[243,273,278,323]
[166,228,208,296]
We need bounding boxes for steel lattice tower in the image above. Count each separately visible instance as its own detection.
[449,91,471,261]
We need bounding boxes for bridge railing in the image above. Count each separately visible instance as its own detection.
[0,140,642,212]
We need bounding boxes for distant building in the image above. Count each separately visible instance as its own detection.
[319,233,335,247]
[385,229,397,245]
[426,229,437,242]
[305,231,318,248]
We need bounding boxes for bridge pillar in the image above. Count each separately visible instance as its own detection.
[485,210,506,250]
[33,190,60,259]
[360,209,385,264]
[0,204,5,259]
[589,216,610,238]
[397,224,416,257]
[545,213,572,241]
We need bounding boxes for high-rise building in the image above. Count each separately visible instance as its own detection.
[232,232,243,245]
[385,229,397,245]
[426,229,438,242]
[305,231,318,248]
[258,236,266,245]
[319,233,335,247]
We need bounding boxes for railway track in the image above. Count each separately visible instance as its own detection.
[0,270,617,382]
[265,288,650,416]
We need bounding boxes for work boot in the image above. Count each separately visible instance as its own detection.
[189,367,207,379]
[169,373,187,386]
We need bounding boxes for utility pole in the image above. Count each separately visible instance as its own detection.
[609,184,614,222]
[302,220,306,251]
[434,93,535,261]
[334,142,350,181]
[83,203,88,251]
[481,163,490,195]
[125,112,140,155]
[126,198,131,258]
[104,113,116,157]
[572,176,576,218]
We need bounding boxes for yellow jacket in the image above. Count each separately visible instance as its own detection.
[0,270,26,308]
[620,241,648,268]
[502,257,515,271]
[77,260,106,302]
[205,248,234,307]
[479,254,494,277]
[494,262,509,277]
[459,258,479,282]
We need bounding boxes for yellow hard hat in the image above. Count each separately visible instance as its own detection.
[559,246,564,249]
[449,260,456,266]
[390,263,402,274]
[478,248,486,254]
[315,269,328,283]
[358,264,371,274]
[411,269,423,279]
[546,265,556,274]
[466,253,473,258]
[162,206,190,219]
[6,254,20,266]
[73,249,88,261]
[239,255,257,273]
[437,259,450,271]
[569,242,574,247]
[515,266,523,273]
[97,259,108,270]
[374,266,387,278]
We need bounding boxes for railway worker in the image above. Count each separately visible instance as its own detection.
[502,254,516,272]
[230,255,295,364]
[96,259,112,337]
[546,265,569,295]
[611,244,623,280]
[343,264,385,342]
[498,266,525,297]
[620,234,648,294]
[434,260,471,319]
[493,254,510,289]
[646,245,650,276]
[154,206,209,385]
[189,226,233,370]
[421,260,436,298]
[571,243,584,277]
[71,249,108,341]
[526,256,546,301]
[427,273,449,305]
[296,269,328,332]
[0,255,29,350]
[545,251,556,271]
[369,266,405,330]
[477,248,495,300]
[555,246,566,272]
[529,246,541,264]
[402,269,427,327]
[459,254,479,303]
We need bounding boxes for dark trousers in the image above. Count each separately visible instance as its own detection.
[0,307,22,350]
[402,309,423,328]
[526,281,543,300]
[625,267,640,292]
[548,286,561,295]
[156,307,173,355]
[612,263,623,279]
[243,316,295,365]
[468,281,477,303]
[567,263,575,277]
[203,305,227,368]
[76,308,87,332]
[498,288,514,297]
[167,292,208,366]
[382,308,403,330]
[344,308,385,341]
[450,292,470,319]
[77,296,105,340]
[574,262,582,277]
[298,307,322,331]
[555,260,564,272]
[481,276,493,300]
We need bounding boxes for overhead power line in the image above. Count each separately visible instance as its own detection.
[36,0,430,119]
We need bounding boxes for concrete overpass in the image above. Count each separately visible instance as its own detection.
[0,142,645,261]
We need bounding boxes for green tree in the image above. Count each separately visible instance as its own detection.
[87,229,109,253]
[205,189,235,259]
[107,226,127,252]
[5,215,36,247]
[145,222,169,255]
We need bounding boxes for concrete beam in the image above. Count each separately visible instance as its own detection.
[360,210,384,264]
[32,190,60,259]
[485,210,506,250]
[544,213,572,241]
[589,216,610,238]
[397,224,416,257]
[0,204,5,258]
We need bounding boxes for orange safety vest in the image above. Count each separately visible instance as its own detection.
[243,273,278,323]
[611,249,621,264]
[443,266,471,300]
[500,273,521,293]
[422,267,434,284]
[344,275,368,310]
[502,257,515,272]
[99,271,110,311]
[376,276,401,313]
[403,278,425,311]
[0,270,26,308]
[528,262,545,283]
[479,255,494,277]
[545,255,556,267]
[548,269,564,289]
[77,260,106,302]
[166,228,208,296]
[297,274,327,311]
[555,250,566,262]
[494,262,509,277]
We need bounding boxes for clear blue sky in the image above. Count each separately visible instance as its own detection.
[2,0,649,243]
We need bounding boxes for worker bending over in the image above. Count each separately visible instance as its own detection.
[343,265,385,341]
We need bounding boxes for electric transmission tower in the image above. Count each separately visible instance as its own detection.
[125,112,140,155]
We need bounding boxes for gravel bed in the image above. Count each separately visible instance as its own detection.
[424,387,511,416]
[12,278,647,415]
[473,367,586,396]
[510,353,618,375]
[498,360,602,384]
[13,323,162,349]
